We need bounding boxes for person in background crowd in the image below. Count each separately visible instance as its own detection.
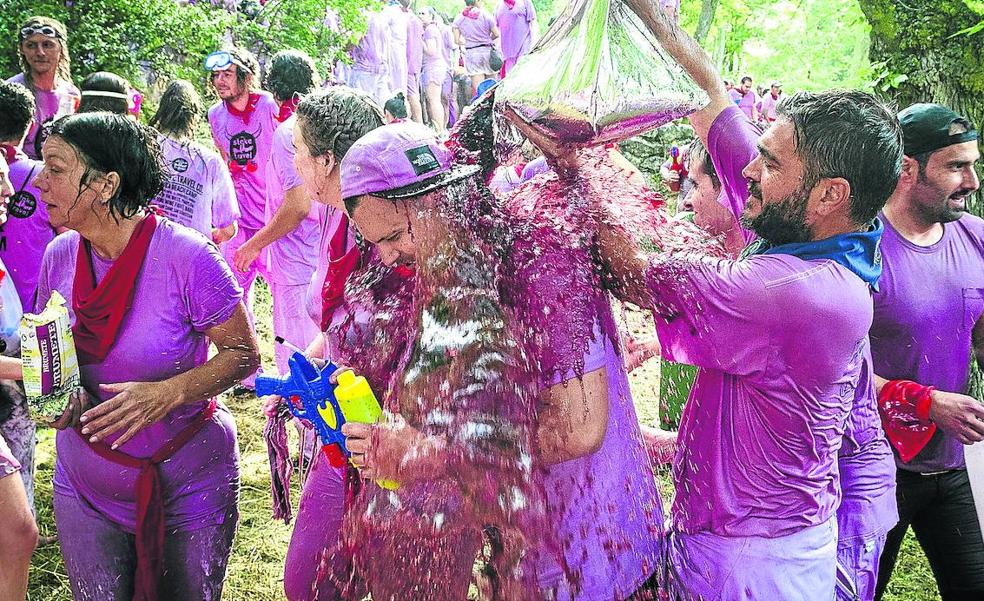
[453,0,500,95]
[232,49,323,377]
[383,0,413,113]
[34,112,259,601]
[723,78,733,92]
[8,16,80,160]
[206,45,279,389]
[872,103,984,601]
[76,71,133,116]
[349,4,392,104]
[0,150,39,601]
[660,0,681,19]
[403,0,426,123]
[759,81,783,124]
[384,93,410,122]
[729,75,760,122]
[0,82,57,520]
[420,7,450,133]
[682,138,745,256]
[495,0,537,77]
[150,79,240,243]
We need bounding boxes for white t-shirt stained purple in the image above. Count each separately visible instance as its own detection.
[0,151,54,309]
[264,117,321,286]
[7,73,80,160]
[453,9,497,47]
[154,136,240,237]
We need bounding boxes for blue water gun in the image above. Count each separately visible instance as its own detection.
[256,351,349,468]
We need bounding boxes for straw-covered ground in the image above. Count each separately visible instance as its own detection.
[26,281,940,600]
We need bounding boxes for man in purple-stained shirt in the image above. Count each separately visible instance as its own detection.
[207,46,280,388]
[872,104,984,601]
[495,0,536,76]
[612,3,905,598]
[349,6,392,104]
[453,0,500,95]
[401,0,425,123]
[728,75,760,122]
[7,17,80,160]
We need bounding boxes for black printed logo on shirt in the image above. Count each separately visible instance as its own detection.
[404,145,441,176]
[8,191,37,219]
[171,157,190,173]
[230,132,258,165]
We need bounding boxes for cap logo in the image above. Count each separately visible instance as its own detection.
[405,145,441,176]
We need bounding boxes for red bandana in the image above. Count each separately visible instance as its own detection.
[275,97,298,123]
[462,6,479,18]
[320,214,361,331]
[225,92,261,124]
[0,143,18,164]
[72,214,158,365]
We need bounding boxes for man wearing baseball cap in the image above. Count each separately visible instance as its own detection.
[339,122,664,599]
[873,103,984,600]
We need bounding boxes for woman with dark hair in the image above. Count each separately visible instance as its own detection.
[32,112,260,600]
[77,71,133,116]
[266,85,388,601]
[7,16,80,159]
[150,79,239,243]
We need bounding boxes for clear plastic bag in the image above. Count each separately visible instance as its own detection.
[495,0,708,146]
[0,264,23,356]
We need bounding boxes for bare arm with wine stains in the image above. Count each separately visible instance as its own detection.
[538,368,610,465]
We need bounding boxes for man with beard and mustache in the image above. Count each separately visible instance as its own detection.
[872,104,984,601]
[594,2,905,599]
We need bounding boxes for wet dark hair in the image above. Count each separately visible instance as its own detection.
[775,90,903,225]
[48,113,165,221]
[78,71,130,115]
[384,93,408,119]
[686,138,719,190]
[264,50,319,104]
[295,86,384,160]
[150,80,202,139]
[465,0,478,5]
[740,76,752,85]
[0,80,35,142]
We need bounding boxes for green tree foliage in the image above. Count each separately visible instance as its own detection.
[0,0,372,99]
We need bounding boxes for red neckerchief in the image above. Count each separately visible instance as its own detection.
[275,97,298,123]
[225,92,261,125]
[504,0,517,9]
[72,213,158,365]
[462,6,480,18]
[321,214,361,331]
[0,143,18,164]
[771,92,780,100]
[80,399,217,601]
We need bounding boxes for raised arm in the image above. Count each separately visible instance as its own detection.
[625,0,733,141]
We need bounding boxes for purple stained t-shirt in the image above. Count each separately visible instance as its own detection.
[709,103,898,539]
[871,213,984,472]
[7,73,80,160]
[707,105,898,539]
[35,220,244,532]
[0,150,54,310]
[208,92,279,232]
[154,136,240,238]
[453,9,497,47]
[407,10,424,76]
[264,117,321,287]
[728,87,760,121]
[351,10,391,74]
[496,0,536,61]
[384,3,411,94]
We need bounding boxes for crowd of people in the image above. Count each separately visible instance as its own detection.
[0,1,983,601]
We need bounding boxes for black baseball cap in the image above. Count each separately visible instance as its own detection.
[898,103,978,157]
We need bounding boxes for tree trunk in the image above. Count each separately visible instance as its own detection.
[695,0,719,44]
[857,0,984,215]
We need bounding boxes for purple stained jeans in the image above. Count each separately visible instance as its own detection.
[837,532,887,601]
[54,492,238,601]
[283,452,347,601]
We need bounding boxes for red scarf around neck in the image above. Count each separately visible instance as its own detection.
[1,143,18,164]
[503,0,517,9]
[320,214,360,331]
[225,92,261,124]
[462,6,480,18]
[275,96,298,123]
[72,213,158,365]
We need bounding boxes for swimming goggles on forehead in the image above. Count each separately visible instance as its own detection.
[20,24,62,40]
[204,51,251,74]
